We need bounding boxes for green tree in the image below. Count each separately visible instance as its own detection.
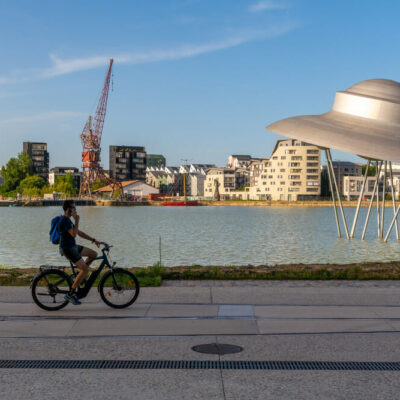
[54,173,77,196]
[362,164,377,176]
[18,175,46,197]
[0,152,33,193]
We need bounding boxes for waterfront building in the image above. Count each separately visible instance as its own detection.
[189,164,216,174]
[146,154,166,168]
[109,145,146,181]
[249,139,321,201]
[146,164,215,197]
[49,167,81,188]
[23,142,49,182]
[188,173,206,197]
[323,161,362,196]
[204,167,250,199]
[249,158,269,187]
[343,176,378,200]
[146,170,169,192]
[228,155,253,169]
[94,180,159,199]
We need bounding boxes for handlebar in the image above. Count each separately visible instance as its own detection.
[102,243,113,252]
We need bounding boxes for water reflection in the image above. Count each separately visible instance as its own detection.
[0,206,399,268]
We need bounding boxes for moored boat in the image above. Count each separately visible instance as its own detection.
[162,200,198,206]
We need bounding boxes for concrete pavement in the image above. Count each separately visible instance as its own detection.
[2,281,400,399]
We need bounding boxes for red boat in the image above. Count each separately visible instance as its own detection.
[162,200,198,206]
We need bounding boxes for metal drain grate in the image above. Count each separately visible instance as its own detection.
[1,360,400,371]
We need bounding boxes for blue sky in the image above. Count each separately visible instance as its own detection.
[0,0,399,169]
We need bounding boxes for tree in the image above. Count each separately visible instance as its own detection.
[54,173,77,196]
[362,164,377,176]
[18,175,46,197]
[0,152,33,193]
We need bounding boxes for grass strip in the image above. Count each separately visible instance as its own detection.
[2,261,400,286]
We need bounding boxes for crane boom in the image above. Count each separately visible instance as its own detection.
[79,58,123,198]
[93,58,113,147]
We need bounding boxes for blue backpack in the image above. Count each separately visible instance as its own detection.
[49,216,62,245]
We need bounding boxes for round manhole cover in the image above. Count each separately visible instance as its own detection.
[192,343,243,355]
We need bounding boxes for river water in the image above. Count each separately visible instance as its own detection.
[1,206,400,268]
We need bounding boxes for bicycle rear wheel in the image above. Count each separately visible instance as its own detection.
[31,269,72,311]
[99,268,139,309]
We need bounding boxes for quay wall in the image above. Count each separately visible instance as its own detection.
[0,199,395,207]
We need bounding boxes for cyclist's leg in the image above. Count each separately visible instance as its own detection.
[71,258,89,291]
[80,246,98,265]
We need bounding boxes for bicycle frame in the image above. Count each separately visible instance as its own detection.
[39,247,115,300]
[72,249,114,299]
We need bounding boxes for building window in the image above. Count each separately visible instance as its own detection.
[307,149,319,154]
[291,156,302,161]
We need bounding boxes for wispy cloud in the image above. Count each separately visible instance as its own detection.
[249,1,288,12]
[0,111,86,125]
[0,25,296,85]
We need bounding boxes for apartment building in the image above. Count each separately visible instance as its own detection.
[204,168,250,199]
[249,139,321,201]
[249,158,269,187]
[109,146,146,181]
[325,161,363,196]
[146,154,166,168]
[23,142,49,181]
[343,174,400,201]
[49,167,81,188]
[343,176,377,200]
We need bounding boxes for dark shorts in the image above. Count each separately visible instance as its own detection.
[60,245,84,264]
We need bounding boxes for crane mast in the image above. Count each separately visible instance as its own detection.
[79,59,123,198]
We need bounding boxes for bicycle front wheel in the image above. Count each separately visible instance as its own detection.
[31,269,72,311]
[99,268,140,309]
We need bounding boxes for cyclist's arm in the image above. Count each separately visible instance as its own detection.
[77,230,94,242]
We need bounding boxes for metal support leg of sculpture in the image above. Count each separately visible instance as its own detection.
[361,161,382,240]
[380,161,387,239]
[389,161,399,240]
[326,149,349,239]
[350,159,370,238]
[384,161,400,242]
[324,149,341,238]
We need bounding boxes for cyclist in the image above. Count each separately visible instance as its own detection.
[59,200,103,305]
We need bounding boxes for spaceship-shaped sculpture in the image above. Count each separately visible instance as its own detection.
[267,79,400,162]
[267,79,400,241]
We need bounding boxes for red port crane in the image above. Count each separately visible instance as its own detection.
[79,58,123,198]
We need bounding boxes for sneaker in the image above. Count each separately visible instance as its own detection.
[65,292,82,305]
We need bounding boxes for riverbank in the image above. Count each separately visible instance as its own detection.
[2,262,400,286]
[0,199,396,207]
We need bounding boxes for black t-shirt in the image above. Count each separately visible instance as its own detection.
[59,216,76,249]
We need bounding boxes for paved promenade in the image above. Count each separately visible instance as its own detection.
[2,281,400,399]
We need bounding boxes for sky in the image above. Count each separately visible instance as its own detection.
[0,0,400,169]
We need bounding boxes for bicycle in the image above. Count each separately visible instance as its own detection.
[31,243,140,311]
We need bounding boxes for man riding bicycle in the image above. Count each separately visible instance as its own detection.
[59,200,104,305]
